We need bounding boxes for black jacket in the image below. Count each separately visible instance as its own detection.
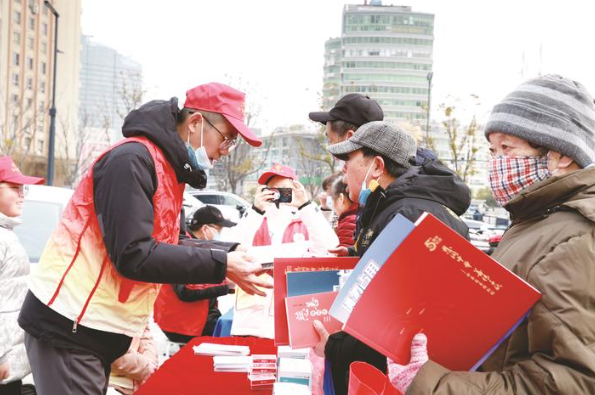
[19,98,235,365]
[326,160,471,395]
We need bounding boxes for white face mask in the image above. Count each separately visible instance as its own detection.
[186,119,213,170]
[202,226,221,241]
[326,195,334,211]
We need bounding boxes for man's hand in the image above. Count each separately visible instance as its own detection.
[292,180,309,208]
[226,251,273,297]
[387,333,428,394]
[329,246,349,256]
[313,320,330,357]
[0,362,10,380]
[253,185,275,212]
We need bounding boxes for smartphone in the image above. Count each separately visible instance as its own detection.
[263,187,292,203]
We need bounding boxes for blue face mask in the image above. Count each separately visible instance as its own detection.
[358,162,379,206]
[186,120,213,171]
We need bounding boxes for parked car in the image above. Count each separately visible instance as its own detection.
[14,185,74,265]
[183,191,205,219]
[462,218,491,253]
[487,233,503,256]
[185,190,249,223]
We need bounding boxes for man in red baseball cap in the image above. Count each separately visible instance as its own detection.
[19,83,270,394]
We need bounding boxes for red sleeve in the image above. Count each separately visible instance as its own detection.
[336,214,357,247]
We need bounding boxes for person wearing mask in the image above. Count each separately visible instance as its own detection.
[18,83,272,394]
[329,176,358,247]
[387,75,595,395]
[0,157,44,395]
[154,205,236,343]
[314,122,470,395]
[227,163,339,339]
[318,173,342,225]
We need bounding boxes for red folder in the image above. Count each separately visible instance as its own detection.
[285,291,342,349]
[343,213,541,371]
[348,362,403,395]
[274,257,359,346]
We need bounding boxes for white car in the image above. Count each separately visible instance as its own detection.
[15,185,74,265]
[185,190,249,223]
[462,218,491,253]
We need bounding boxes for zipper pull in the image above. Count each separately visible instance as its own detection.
[72,319,78,333]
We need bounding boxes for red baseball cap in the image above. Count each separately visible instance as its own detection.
[258,163,298,185]
[0,156,45,185]
[183,82,262,147]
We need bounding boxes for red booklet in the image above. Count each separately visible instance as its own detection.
[285,291,342,349]
[274,257,359,346]
[344,213,541,371]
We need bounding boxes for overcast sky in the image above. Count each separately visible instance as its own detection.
[81,0,595,131]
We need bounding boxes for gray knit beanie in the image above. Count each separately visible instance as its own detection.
[484,74,595,168]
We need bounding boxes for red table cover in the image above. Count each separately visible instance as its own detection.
[136,336,276,395]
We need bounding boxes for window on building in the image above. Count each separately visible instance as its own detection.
[27,57,34,70]
[40,81,45,93]
[41,42,47,53]
[42,22,48,35]
[15,0,22,4]
[27,77,33,90]
[13,52,20,66]
[11,94,19,103]
[28,37,34,50]
[12,74,19,87]
[41,62,46,75]
[29,17,35,30]
[26,98,33,108]
[13,32,21,44]
[14,11,21,24]
[37,138,44,155]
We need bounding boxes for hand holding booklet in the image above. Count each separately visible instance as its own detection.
[192,343,250,356]
[330,213,541,371]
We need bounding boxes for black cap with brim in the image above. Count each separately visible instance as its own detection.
[215,218,237,228]
[308,94,384,127]
[190,205,237,230]
[309,111,335,125]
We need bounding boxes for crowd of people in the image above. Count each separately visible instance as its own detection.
[0,74,594,395]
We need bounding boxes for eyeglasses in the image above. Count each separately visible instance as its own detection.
[203,117,237,151]
[0,184,29,197]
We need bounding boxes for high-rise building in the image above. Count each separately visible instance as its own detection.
[79,34,142,144]
[322,2,434,124]
[0,0,81,178]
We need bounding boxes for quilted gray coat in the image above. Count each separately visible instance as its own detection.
[0,213,31,383]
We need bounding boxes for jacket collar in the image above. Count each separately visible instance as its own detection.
[506,167,595,222]
[0,212,21,229]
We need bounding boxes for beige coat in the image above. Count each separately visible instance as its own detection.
[408,168,595,394]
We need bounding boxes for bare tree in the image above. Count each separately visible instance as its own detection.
[56,71,145,187]
[0,94,48,172]
[427,95,482,182]
[296,128,337,198]
[214,76,270,194]
[115,70,145,120]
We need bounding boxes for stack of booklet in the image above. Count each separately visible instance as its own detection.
[273,257,359,348]
[248,354,277,390]
[212,356,252,373]
[192,343,250,356]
